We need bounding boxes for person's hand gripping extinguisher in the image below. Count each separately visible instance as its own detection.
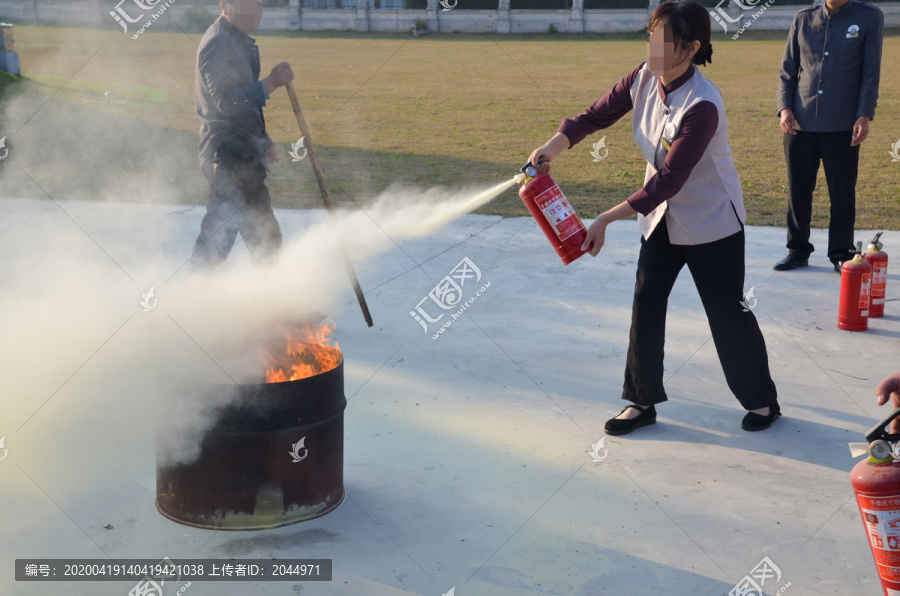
[528,133,612,257]
[876,372,900,434]
[528,133,639,258]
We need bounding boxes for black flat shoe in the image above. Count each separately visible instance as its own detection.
[773,254,808,271]
[741,401,781,431]
[605,404,656,436]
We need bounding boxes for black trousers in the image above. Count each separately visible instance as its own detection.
[784,130,859,264]
[623,218,777,410]
[191,159,283,270]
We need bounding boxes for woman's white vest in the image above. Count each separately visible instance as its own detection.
[629,64,746,245]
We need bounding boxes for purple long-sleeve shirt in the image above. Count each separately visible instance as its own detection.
[558,63,719,216]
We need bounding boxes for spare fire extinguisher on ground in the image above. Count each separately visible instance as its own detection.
[516,164,588,265]
[839,242,873,331]
[866,232,889,319]
[851,408,900,595]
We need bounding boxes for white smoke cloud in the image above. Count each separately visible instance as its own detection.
[0,176,516,489]
[0,35,518,534]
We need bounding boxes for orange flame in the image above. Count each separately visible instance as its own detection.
[263,318,341,383]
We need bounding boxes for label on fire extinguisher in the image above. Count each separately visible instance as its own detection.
[873,265,887,305]
[534,185,581,243]
[858,494,900,583]
[860,272,872,315]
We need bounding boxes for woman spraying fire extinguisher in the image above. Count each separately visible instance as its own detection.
[527,0,779,435]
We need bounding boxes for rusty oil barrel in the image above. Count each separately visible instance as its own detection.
[155,354,346,530]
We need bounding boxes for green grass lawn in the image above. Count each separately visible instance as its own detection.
[1,25,899,228]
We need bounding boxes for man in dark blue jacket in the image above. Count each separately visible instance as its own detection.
[774,0,883,272]
[192,0,294,270]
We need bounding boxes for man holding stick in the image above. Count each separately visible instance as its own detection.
[192,0,294,270]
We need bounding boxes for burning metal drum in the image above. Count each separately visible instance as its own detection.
[155,342,346,530]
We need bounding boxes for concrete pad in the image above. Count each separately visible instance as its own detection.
[1,197,898,595]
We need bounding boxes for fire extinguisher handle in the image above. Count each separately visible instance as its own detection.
[865,408,900,443]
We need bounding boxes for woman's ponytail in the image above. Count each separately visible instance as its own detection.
[693,42,713,66]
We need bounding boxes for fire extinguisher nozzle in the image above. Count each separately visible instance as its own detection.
[513,173,526,184]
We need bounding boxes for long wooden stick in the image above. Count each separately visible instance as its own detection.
[285,82,374,328]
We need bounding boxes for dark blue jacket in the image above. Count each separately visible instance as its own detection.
[777,0,883,132]
[196,16,273,167]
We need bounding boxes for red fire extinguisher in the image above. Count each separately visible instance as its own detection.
[516,164,587,265]
[851,408,900,595]
[839,242,873,332]
[866,232,888,319]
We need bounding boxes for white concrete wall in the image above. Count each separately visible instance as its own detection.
[298,8,359,31]
[0,0,106,25]
[432,9,497,33]
[260,6,301,30]
[367,9,427,33]
[583,9,654,33]
[507,9,570,33]
[1,0,899,34]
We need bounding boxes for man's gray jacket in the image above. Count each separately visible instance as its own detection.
[777,0,883,132]
[196,15,273,168]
